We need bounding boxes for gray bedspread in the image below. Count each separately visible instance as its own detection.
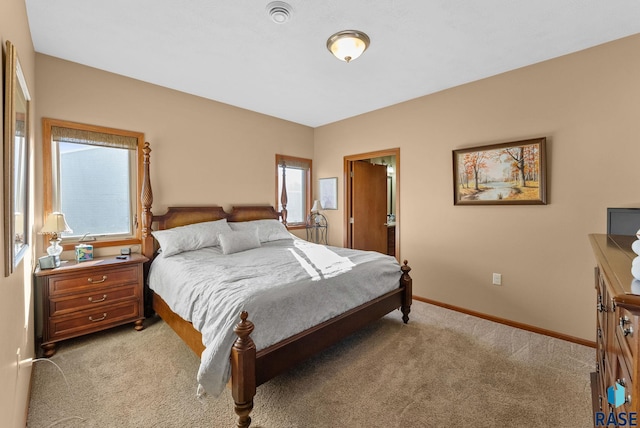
[147,237,402,396]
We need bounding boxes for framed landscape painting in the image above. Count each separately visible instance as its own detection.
[452,137,547,205]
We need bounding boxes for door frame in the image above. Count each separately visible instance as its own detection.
[344,148,400,260]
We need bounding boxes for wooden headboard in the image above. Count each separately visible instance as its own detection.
[142,205,281,258]
[153,206,228,230]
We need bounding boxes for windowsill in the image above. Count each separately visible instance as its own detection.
[286,224,307,231]
[58,237,141,251]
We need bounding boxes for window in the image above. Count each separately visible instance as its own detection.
[276,154,311,228]
[43,118,144,248]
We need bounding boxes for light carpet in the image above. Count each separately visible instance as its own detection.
[26,301,594,427]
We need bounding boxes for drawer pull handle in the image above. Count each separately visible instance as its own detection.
[620,316,634,337]
[89,313,107,322]
[598,394,603,411]
[88,275,107,284]
[88,294,107,303]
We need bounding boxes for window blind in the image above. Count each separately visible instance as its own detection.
[51,126,137,150]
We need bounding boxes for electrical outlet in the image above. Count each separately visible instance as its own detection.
[492,273,502,285]
[17,347,33,372]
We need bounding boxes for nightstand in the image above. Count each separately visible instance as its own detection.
[35,253,148,357]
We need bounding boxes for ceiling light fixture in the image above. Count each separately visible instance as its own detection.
[266,1,292,24]
[326,30,370,63]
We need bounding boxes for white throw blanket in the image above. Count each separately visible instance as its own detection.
[148,238,402,396]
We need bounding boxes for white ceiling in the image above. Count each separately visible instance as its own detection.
[25,0,640,127]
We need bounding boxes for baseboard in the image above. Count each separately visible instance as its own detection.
[414,296,596,348]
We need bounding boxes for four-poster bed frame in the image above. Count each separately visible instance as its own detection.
[139,142,413,427]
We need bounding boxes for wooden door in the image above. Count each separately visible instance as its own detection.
[351,161,388,253]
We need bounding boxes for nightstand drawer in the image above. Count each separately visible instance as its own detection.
[49,284,139,316]
[48,265,140,296]
[48,301,141,340]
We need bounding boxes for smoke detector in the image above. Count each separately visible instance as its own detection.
[266,1,293,24]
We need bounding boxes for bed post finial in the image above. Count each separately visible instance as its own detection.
[231,311,256,428]
[400,260,412,324]
[141,142,154,259]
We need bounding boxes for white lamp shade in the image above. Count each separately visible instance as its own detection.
[41,212,72,234]
[311,200,323,213]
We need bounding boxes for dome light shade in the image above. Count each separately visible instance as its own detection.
[327,30,370,63]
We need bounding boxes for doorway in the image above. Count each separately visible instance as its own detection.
[344,148,400,260]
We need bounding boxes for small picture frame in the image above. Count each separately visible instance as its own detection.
[319,177,338,210]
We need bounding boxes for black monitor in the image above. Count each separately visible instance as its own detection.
[607,208,640,236]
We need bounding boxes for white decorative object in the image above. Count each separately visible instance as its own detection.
[633,239,640,256]
[632,279,640,295]
[633,256,640,280]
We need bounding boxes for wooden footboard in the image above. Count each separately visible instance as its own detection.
[230,261,412,428]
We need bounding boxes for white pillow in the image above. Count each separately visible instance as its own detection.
[229,219,292,243]
[219,229,261,255]
[152,219,232,257]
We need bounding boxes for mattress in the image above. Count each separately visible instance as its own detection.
[147,237,402,396]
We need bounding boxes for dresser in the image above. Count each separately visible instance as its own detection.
[589,234,639,422]
[387,224,396,256]
[35,254,148,357]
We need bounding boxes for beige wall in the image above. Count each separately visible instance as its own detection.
[314,34,640,342]
[0,0,36,426]
[34,54,314,251]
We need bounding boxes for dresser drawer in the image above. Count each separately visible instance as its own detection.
[48,301,141,341]
[49,284,139,317]
[48,265,140,296]
[615,352,634,414]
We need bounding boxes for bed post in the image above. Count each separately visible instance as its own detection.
[279,161,288,226]
[231,311,257,428]
[141,142,154,259]
[401,260,412,324]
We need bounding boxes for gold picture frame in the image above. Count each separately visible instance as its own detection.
[4,40,31,276]
[452,137,547,205]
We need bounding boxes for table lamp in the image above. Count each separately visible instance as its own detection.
[40,212,72,256]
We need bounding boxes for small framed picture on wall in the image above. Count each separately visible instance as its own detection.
[319,177,338,210]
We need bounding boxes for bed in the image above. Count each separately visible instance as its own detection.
[139,143,412,427]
